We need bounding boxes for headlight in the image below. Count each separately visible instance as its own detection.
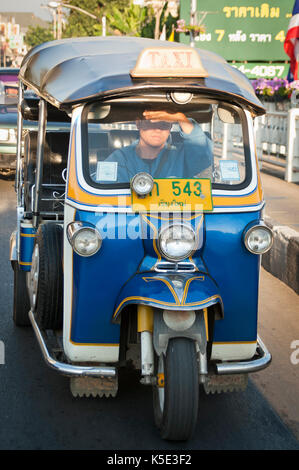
[67,223,102,257]
[244,224,273,254]
[131,172,154,197]
[158,223,197,261]
[163,309,196,331]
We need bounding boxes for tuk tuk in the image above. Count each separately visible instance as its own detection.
[10,36,273,441]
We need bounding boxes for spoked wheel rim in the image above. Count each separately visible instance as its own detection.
[27,243,39,311]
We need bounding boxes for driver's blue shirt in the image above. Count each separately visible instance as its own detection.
[104,121,212,183]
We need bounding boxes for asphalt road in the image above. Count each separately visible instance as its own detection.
[0,178,298,451]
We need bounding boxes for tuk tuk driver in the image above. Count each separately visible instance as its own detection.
[104,110,212,183]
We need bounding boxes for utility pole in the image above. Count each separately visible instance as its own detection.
[57,3,62,40]
[52,9,57,39]
[102,16,106,37]
[47,1,100,39]
[190,0,197,47]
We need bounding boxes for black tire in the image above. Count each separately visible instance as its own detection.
[153,337,199,441]
[33,223,63,330]
[13,262,31,326]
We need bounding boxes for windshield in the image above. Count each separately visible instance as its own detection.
[82,98,250,190]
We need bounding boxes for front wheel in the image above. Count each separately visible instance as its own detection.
[153,337,199,441]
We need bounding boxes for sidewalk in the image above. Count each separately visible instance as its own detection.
[260,170,299,295]
[262,172,299,232]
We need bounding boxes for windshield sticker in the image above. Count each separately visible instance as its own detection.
[96,161,118,181]
[219,160,241,181]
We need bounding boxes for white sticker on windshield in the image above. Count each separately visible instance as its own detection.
[219,160,240,181]
[96,161,118,181]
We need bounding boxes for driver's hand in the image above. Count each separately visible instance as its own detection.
[143,110,194,134]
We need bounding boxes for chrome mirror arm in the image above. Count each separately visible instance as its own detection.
[33,99,47,228]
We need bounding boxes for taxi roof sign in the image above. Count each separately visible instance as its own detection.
[130,47,209,78]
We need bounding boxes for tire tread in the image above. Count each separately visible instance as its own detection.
[35,223,63,329]
[154,337,199,441]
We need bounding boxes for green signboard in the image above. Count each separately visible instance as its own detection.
[179,0,294,62]
[232,62,290,78]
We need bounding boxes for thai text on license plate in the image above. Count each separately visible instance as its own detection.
[131,178,213,212]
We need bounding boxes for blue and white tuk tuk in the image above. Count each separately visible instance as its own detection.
[11,36,272,441]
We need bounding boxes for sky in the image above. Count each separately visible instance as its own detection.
[0,0,52,21]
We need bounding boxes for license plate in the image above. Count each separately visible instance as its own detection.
[131,178,213,212]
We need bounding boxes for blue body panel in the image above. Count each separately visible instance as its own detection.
[203,211,261,342]
[70,209,260,345]
[71,212,144,344]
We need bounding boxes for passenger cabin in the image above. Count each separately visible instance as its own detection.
[19,97,71,218]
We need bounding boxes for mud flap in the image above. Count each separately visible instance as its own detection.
[70,375,118,398]
[203,373,248,394]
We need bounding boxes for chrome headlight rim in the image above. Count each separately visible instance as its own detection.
[158,223,197,262]
[244,223,273,255]
[131,172,154,197]
[67,223,102,257]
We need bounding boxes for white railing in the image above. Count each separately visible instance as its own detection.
[254,108,299,183]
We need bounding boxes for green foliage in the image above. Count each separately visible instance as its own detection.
[63,0,129,37]
[23,0,179,44]
[141,3,179,40]
[106,2,150,37]
[24,25,53,48]
[63,0,101,37]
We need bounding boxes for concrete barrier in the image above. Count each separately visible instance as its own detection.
[262,215,299,295]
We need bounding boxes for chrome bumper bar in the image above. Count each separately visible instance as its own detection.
[29,310,116,378]
[215,336,271,375]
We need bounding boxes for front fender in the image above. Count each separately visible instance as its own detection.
[112,271,223,322]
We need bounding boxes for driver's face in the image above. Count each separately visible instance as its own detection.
[139,127,170,148]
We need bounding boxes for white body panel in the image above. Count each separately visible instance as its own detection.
[211,342,257,361]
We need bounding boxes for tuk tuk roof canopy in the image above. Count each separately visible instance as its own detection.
[19,36,265,116]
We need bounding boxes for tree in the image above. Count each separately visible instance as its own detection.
[105,2,150,37]
[141,2,179,40]
[23,0,179,45]
[24,25,53,48]
[105,1,178,39]
[63,0,129,37]
[62,0,101,37]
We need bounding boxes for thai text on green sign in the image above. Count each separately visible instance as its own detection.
[179,0,294,61]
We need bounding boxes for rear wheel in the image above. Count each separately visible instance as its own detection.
[153,337,199,441]
[13,262,31,326]
[28,223,63,330]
